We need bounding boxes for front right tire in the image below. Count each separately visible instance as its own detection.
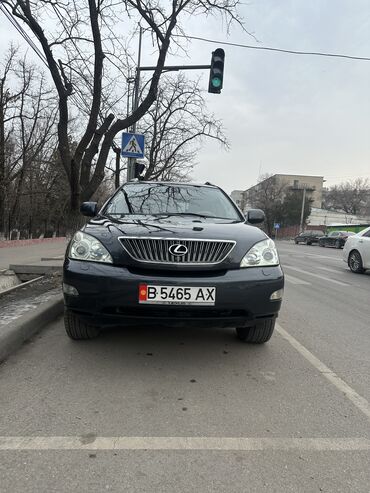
[348,250,365,274]
[64,309,100,340]
[236,319,276,344]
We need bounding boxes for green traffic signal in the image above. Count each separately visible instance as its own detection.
[211,77,222,88]
[208,48,225,94]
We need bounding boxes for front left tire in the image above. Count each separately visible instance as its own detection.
[236,319,275,344]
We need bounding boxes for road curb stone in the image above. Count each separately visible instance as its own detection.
[0,294,64,363]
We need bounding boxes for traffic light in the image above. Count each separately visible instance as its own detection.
[134,161,145,179]
[208,48,225,94]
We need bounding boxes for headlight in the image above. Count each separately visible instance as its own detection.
[240,238,279,268]
[69,231,113,263]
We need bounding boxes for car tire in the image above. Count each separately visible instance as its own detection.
[348,250,365,274]
[335,240,341,249]
[236,319,275,344]
[64,309,100,340]
[294,240,298,244]
[319,241,324,247]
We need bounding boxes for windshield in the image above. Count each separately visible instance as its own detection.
[104,183,243,221]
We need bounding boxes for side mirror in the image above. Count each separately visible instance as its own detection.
[246,209,265,224]
[80,202,98,217]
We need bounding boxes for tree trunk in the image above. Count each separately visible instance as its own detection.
[0,100,5,238]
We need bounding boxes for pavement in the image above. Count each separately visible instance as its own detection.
[0,241,369,492]
[0,239,67,271]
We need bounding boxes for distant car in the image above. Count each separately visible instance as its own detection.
[343,227,370,273]
[318,231,355,249]
[294,230,325,245]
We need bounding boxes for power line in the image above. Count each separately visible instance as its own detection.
[0,4,49,67]
[0,5,92,112]
[175,34,370,62]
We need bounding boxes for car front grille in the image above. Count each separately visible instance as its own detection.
[119,237,236,265]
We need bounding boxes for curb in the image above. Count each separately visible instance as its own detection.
[0,237,66,248]
[0,295,64,363]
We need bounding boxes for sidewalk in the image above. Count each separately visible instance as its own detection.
[0,238,67,271]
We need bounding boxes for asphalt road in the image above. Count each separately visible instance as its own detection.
[0,240,370,492]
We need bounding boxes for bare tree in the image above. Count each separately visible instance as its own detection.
[139,73,228,181]
[2,0,243,229]
[323,178,370,216]
[0,45,58,238]
[247,175,286,236]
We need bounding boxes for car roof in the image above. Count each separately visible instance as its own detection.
[126,180,218,189]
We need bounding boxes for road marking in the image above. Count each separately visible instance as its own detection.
[284,265,349,286]
[0,436,369,451]
[317,266,346,274]
[276,324,370,422]
[304,254,342,262]
[284,274,311,285]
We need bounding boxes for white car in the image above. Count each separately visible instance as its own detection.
[343,226,370,273]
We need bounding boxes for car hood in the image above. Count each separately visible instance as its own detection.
[80,215,269,270]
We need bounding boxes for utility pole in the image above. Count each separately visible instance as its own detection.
[300,188,307,233]
[127,26,143,182]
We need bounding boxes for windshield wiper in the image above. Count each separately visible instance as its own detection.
[99,212,121,223]
[152,212,239,221]
[152,212,211,219]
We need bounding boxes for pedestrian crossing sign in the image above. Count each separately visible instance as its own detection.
[121,132,145,158]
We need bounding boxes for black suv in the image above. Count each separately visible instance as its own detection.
[63,182,284,344]
[294,230,325,245]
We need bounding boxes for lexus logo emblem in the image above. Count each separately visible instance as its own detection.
[169,244,188,256]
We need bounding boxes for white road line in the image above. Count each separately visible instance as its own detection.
[0,436,369,451]
[284,265,349,286]
[317,266,346,274]
[284,274,311,285]
[304,254,342,262]
[276,324,370,422]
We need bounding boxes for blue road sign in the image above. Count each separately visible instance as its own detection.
[274,223,280,230]
[121,132,145,158]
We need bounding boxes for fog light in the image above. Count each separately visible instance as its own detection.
[63,283,79,296]
[270,289,283,300]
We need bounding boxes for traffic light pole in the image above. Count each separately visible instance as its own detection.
[139,65,211,72]
[127,27,143,182]
[125,29,222,181]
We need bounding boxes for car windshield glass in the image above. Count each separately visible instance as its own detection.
[104,183,242,221]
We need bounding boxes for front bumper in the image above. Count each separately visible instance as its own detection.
[63,259,284,328]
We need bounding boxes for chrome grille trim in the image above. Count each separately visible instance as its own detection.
[118,237,236,265]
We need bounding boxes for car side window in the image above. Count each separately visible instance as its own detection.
[363,230,370,238]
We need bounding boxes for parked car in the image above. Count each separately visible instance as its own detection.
[63,181,284,344]
[318,231,355,249]
[294,230,325,245]
[343,226,370,273]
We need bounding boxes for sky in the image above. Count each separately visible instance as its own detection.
[1,1,370,194]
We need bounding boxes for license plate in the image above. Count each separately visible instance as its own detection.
[139,284,216,305]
